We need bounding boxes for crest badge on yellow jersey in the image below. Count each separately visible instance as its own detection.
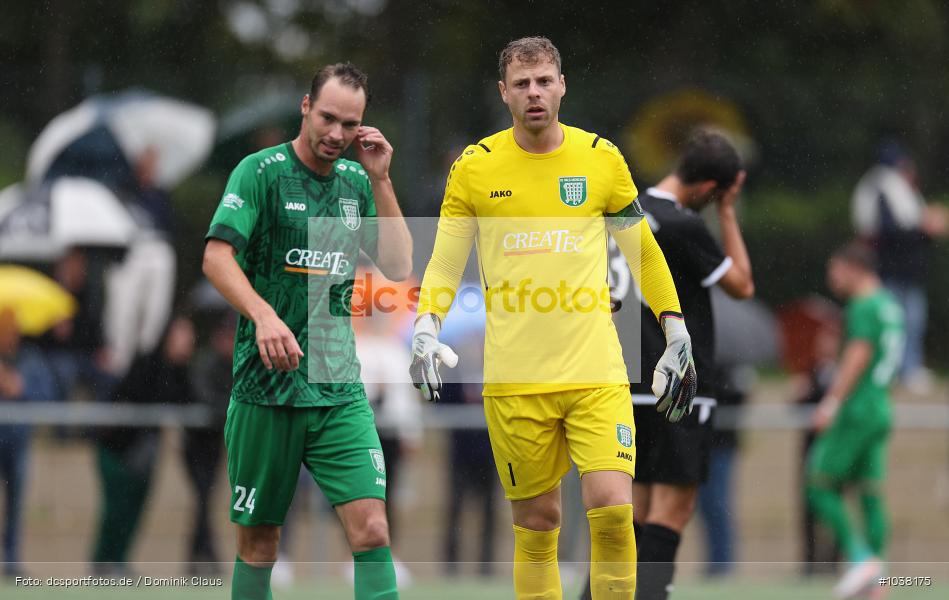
[559,176,587,206]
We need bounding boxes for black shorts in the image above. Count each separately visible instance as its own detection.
[633,399,714,485]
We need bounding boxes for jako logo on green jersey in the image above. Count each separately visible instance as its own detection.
[502,229,583,256]
[284,248,350,276]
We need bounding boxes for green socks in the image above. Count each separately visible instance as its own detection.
[231,556,273,600]
[808,483,864,561]
[353,546,399,599]
[860,490,889,557]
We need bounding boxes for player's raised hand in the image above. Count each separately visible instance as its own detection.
[409,313,458,402]
[652,313,697,423]
[354,126,393,180]
[254,308,304,372]
[716,170,747,210]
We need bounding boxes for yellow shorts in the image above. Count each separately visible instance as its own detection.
[484,385,635,500]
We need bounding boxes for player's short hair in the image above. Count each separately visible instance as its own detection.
[498,37,562,81]
[675,129,742,188]
[309,62,371,105]
[832,242,878,273]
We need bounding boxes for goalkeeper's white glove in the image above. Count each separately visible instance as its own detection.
[652,312,697,423]
[409,313,458,402]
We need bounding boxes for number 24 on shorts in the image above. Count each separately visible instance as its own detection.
[233,485,257,514]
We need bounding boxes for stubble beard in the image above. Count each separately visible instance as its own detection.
[308,131,342,164]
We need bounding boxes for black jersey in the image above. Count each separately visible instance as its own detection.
[610,187,731,402]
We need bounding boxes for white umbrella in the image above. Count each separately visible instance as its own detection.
[0,177,140,261]
[27,90,216,190]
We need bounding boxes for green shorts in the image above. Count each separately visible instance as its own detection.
[224,399,387,526]
[807,416,890,485]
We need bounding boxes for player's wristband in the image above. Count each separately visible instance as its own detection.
[414,313,441,340]
[659,311,688,340]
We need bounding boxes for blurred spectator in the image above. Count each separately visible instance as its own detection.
[42,248,114,403]
[91,316,196,573]
[437,286,497,576]
[439,382,497,577]
[778,296,844,574]
[104,148,177,377]
[697,287,778,578]
[131,146,175,237]
[795,317,843,574]
[183,310,235,574]
[0,308,55,577]
[852,141,949,392]
[697,365,752,577]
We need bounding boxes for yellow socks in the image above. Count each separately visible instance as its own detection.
[587,504,636,599]
[513,525,562,599]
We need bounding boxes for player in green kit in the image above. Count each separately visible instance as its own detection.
[202,63,412,600]
[808,243,905,599]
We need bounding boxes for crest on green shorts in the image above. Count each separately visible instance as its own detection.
[616,424,633,448]
[369,449,386,474]
[559,176,587,206]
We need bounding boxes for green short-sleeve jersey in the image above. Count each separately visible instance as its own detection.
[841,288,905,423]
[206,142,378,407]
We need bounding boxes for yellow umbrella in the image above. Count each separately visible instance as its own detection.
[0,265,77,336]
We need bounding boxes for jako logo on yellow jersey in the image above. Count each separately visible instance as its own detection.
[284,248,350,276]
[502,229,583,256]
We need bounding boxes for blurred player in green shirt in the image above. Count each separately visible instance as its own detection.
[808,243,904,599]
[203,63,412,600]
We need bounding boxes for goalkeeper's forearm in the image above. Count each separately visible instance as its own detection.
[416,226,474,320]
[611,220,682,321]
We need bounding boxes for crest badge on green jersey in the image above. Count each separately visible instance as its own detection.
[559,176,588,206]
[369,449,386,474]
[339,197,361,231]
[616,424,633,448]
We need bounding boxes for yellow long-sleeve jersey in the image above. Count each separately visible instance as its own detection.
[418,123,681,396]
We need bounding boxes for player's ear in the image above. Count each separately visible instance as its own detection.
[498,80,507,103]
[301,94,311,115]
[559,74,566,98]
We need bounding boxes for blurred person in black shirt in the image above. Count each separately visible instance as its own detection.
[91,316,196,573]
[184,311,235,573]
[43,248,115,404]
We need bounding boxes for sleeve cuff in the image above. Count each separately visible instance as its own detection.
[701,256,733,288]
[206,224,248,253]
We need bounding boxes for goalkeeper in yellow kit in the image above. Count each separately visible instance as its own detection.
[410,37,696,599]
